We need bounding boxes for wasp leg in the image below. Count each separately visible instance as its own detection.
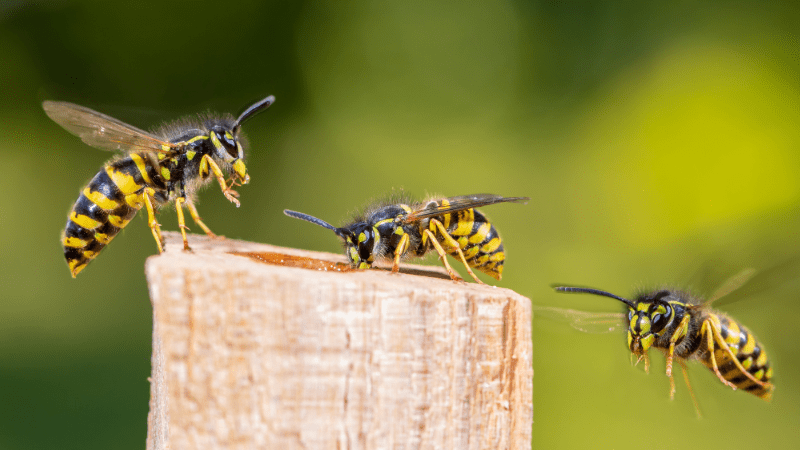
[701,320,738,390]
[174,197,192,251]
[678,359,702,418]
[199,154,240,207]
[708,320,772,388]
[429,219,485,285]
[143,188,164,253]
[665,314,691,385]
[185,200,221,239]
[422,229,463,282]
[391,233,410,274]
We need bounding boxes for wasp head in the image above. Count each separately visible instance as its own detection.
[283,209,380,269]
[627,291,675,355]
[209,95,275,186]
[341,223,380,269]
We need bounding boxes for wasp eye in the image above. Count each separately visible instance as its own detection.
[650,304,671,332]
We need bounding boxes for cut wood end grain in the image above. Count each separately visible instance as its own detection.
[145,232,532,450]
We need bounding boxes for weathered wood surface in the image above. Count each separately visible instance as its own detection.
[145,232,532,450]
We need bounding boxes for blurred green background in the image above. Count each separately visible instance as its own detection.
[1,0,798,448]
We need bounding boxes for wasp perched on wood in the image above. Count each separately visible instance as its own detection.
[284,194,528,283]
[542,274,774,409]
[44,95,275,277]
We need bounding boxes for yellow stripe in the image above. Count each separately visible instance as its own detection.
[68,259,86,273]
[741,357,753,370]
[130,154,153,185]
[70,212,100,229]
[469,222,492,244]
[63,236,89,248]
[481,237,502,253]
[187,135,207,144]
[161,167,171,181]
[108,215,131,228]
[741,331,756,355]
[374,218,393,227]
[754,369,764,379]
[725,322,740,346]
[765,367,773,379]
[473,254,489,266]
[94,232,112,244]
[125,193,145,209]
[756,351,768,367]
[186,150,197,161]
[463,246,480,259]
[82,187,119,210]
[106,166,143,195]
[451,210,474,236]
[210,133,222,149]
[489,251,505,262]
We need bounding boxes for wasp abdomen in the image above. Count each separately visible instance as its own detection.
[703,315,774,399]
[62,153,163,277]
[440,209,505,280]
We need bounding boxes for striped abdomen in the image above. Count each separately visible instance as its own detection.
[438,208,505,280]
[698,314,774,399]
[63,153,164,277]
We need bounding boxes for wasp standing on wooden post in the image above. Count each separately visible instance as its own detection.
[284,194,528,284]
[44,95,275,277]
[550,281,775,409]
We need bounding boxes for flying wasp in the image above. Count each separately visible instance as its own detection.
[44,95,275,277]
[284,194,528,283]
[541,274,774,408]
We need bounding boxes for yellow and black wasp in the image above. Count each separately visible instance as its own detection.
[44,95,275,277]
[542,274,774,409]
[284,194,528,283]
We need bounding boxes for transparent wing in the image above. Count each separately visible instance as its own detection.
[706,268,757,305]
[403,194,528,223]
[43,100,175,153]
[532,305,626,334]
[706,255,800,307]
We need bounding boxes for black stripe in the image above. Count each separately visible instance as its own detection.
[84,240,106,253]
[96,221,121,237]
[110,203,136,221]
[744,384,765,392]
[738,329,748,349]
[87,169,124,202]
[718,361,737,376]
[64,219,94,240]
[728,375,748,384]
[74,194,108,223]
[64,246,86,261]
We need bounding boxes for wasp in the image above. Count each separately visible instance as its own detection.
[544,276,774,406]
[284,194,528,283]
[44,95,275,277]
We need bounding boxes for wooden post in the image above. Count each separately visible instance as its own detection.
[145,232,532,450]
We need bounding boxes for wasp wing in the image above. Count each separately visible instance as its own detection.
[403,194,528,223]
[532,305,626,334]
[43,101,175,153]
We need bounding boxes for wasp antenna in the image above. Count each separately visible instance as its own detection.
[283,209,345,237]
[554,286,635,308]
[235,95,275,128]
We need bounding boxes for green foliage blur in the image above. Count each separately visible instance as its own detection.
[1,1,798,448]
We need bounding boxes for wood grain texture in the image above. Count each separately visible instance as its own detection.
[145,232,532,450]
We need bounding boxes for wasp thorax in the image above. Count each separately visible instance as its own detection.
[343,223,380,269]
